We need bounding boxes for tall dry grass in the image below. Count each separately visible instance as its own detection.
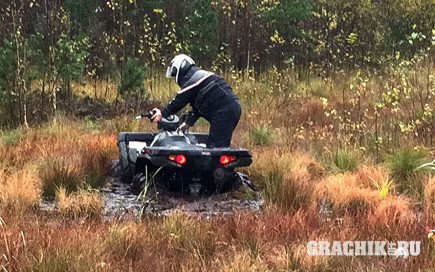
[314,172,382,216]
[0,63,434,271]
[57,187,102,219]
[0,206,431,271]
[0,117,117,216]
[0,166,41,213]
[250,150,321,213]
[423,176,435,218]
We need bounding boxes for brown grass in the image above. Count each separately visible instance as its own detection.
[0,210,430,272]
[356,165,391,188]
[370,196,414,226]
[0,166,41,213]
[57,187,102,219]
[1,63,435,271]
[423,176,435,217]
[250,150,319,213]
[314,173,382,215]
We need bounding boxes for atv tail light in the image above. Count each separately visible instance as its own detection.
[169,154,186,165]
[220,155,237,165]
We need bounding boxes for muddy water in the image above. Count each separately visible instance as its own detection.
[100,160,263,219]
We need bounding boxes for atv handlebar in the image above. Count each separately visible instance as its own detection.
[136,110,179,131]
[136,111,154,120]
[136,111,177,122]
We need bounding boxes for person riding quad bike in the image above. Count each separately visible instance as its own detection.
[151,54,241,148]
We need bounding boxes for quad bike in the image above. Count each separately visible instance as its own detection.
[117,111,253,195]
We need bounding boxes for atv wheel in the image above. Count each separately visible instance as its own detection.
[118,141,135,183]
[131,173,166,197]
[131,173,146,193]
[232,172,256,192]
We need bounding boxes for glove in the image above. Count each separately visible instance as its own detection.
[176,122,189,133]
[150,108,162,123]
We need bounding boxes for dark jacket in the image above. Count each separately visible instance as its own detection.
[161,66,239,126]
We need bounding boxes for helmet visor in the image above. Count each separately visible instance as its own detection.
[166,66,172,78]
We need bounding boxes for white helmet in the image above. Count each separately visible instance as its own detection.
[166,54,195,84]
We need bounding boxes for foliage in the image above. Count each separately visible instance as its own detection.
[0,0,432,78]
[54,33,90,84]
[371,177,393,200]
[182,0,218,62]
[0,38,16,97]
[0,0,433,129]
[117,57,147,97]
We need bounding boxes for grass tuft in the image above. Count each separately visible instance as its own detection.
[0,166,41,212]
[100,223,148,263]
[423,176,435,217]
[23,248,94,272]
[57,187,102,219]
[254,152,316,213]
[371,196,413,226]
[325,148,360,173]
[314,173,382,215]
[249,125,273,146]
[1,129,21,146]
[163,212,217,262]
[388,146,429,197]
[218,250,268,272]
[39,157,84,200]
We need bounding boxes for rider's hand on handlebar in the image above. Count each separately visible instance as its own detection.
[151,108,162,123]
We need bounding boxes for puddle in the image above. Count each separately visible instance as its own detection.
[39,160,262,219]
[100,160,263,219]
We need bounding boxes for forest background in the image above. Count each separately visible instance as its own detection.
[1,1,435,271]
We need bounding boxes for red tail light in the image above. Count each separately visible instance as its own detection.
[220,155,237,165]
[169,154,186,165]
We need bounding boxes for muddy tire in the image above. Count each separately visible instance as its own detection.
[131,173,166,197]
[232,172,256,191]
[131,173,146,194]
[118,141,135,184]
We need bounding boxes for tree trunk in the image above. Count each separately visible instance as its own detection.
[246,17,252,79]
[12,0,28,128]
[45,0,56,117]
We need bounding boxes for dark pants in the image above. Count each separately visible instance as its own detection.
[207,100,241,148]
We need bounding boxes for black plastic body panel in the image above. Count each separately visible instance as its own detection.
[117,132,209,146]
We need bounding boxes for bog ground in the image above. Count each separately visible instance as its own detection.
[1,65,435,271]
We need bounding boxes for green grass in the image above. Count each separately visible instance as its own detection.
[84,171,106,189]
[1,129,21,146]
[388,146,430,197]
[326,148,360,173]
[249,125,273,146]
[23,249,94,272]
[83,116,102,131]
[257,166,283,207]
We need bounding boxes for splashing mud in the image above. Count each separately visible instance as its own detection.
[100,160,263,219]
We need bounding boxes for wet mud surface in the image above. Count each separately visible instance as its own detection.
[101,160,263,219]
[41,160,263,219]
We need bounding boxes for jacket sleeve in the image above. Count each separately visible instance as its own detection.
[161,88,198,118]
